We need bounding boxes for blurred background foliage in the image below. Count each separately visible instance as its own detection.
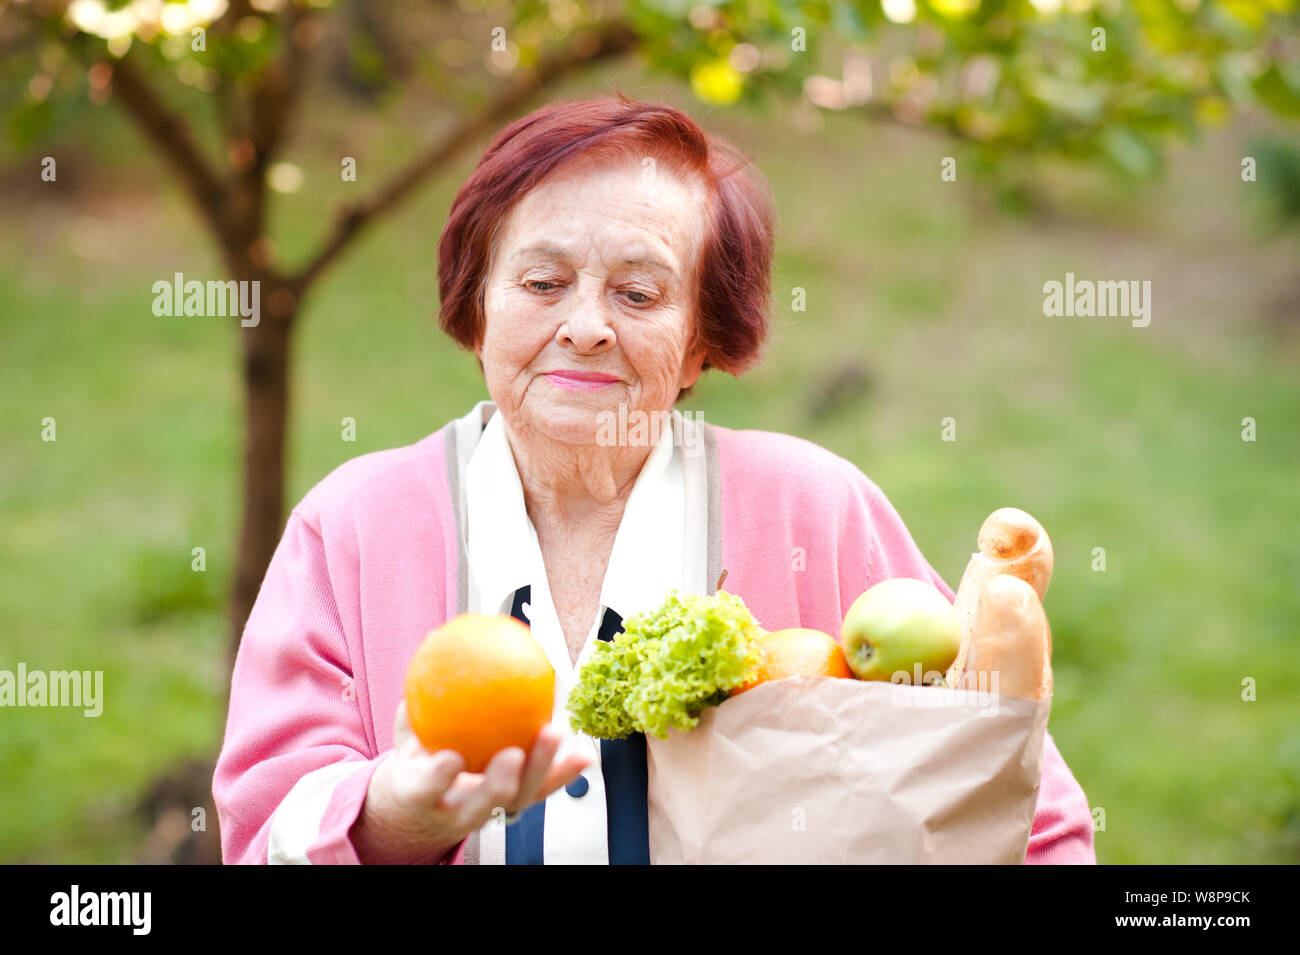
[1,0,1298,863]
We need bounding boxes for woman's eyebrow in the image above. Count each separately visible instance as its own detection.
[512,242,676,276]
[511,242,569,263]
[619,254,675,275]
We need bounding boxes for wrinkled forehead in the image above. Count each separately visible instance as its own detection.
[490,151,710,278]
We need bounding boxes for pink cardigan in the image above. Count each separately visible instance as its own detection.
[213,407,1096,864]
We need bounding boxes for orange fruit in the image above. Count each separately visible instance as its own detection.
[730,627,853,696]
[403,614,555,773]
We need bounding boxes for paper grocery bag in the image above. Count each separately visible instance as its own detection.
[646,676,1051,864]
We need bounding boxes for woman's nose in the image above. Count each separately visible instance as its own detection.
[555,286,616,353]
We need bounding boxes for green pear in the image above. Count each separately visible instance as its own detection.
[841,578,961,684]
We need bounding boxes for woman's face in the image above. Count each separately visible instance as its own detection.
[478,154,707,448]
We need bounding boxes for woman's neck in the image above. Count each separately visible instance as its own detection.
[502,418,656,530]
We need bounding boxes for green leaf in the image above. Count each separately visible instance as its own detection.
[1026,73,1105,123]
[1100,125,1162,179]
[1252,63,1300,118]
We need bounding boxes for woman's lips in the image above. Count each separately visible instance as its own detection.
[544,370,621,393]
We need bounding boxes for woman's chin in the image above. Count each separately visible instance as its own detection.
[521,396,618,447]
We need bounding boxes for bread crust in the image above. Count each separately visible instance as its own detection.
[960,574,1053,700]
[977,507,1040,558]
[946,507,1053,685]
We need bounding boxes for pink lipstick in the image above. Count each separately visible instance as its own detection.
[544,370,620,393]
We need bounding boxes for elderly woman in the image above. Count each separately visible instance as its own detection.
[213,95,1095,865]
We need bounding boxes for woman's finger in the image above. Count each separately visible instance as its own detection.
[391,699,412,744]
[512,724,561,808]
[447,747,525,825]
[410,749,465,801]
[536,751,595,801]
[387,748,462,808]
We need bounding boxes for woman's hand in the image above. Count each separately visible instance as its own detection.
[350,700,593,864]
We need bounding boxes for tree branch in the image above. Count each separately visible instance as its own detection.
[99,50,230,243]
[248,5,313,168]
[289,21,639,294]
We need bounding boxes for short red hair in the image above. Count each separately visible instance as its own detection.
[436,94,775,378]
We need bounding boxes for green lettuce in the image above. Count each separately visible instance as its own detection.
[567,589,765,740]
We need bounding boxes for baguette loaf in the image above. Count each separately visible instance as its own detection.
[959,574,1053,700]
[946,507,1053,686]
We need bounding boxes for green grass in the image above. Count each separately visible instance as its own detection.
[2,70,1298,863]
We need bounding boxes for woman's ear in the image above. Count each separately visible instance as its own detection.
[678,344,707,390]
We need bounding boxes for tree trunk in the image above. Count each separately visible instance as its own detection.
[229,307,295,677]
[140,290,296,866]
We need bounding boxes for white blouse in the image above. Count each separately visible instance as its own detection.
[462,407,687,864]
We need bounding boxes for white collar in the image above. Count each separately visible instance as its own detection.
[464,409,541,620]
[463,407,683,629]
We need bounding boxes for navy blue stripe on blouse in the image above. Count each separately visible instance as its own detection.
[504,586,546,865]
[597,608,650,865]
[501,588,650,865]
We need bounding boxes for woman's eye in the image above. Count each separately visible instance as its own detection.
[623,290,652,305]
[526,280,560,293]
